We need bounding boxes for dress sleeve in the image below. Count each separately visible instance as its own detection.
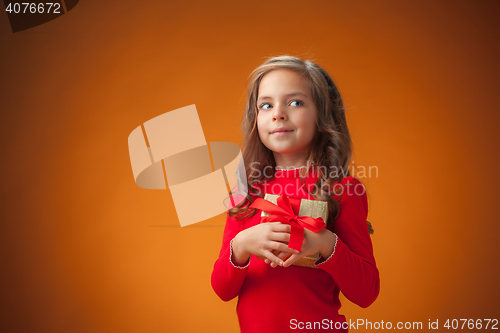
[314,177,380,308]
[211,213,251,302]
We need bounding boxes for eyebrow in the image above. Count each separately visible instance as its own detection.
[257,92,309,102]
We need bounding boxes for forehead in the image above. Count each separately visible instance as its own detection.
[258,68,311,97]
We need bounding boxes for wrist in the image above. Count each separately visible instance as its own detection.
[232,233,251,266]
[319,230,337,258]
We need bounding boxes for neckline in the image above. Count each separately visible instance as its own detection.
[275,166,306,171]
[275,162,315,171]
[274,166,315,179]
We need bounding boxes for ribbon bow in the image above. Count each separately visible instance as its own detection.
[250,194,326,252]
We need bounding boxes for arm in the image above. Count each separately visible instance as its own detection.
[315,177,380,308]
[211,212,297,301]
[211,214,250,302]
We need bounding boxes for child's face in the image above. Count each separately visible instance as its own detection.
[256,68,318,164]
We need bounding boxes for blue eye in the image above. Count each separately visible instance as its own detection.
[290,100,303,107]
[259,103,272,110]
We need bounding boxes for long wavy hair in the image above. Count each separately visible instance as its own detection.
[229,55,373,234]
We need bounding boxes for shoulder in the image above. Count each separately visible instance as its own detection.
[334,176,368,211]
[334,176,366,194]
[227,182,261,210]
[340,176,362,185]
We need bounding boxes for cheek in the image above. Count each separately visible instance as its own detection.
[256,115,267,141]
[297,115,317,137]
[307,111,319,136]
[256,114,263,129]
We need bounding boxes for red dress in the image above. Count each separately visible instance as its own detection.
[211,168,380,332]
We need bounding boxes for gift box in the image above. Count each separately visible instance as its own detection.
[255,193,328,268]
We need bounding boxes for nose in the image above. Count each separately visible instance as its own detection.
[272,104,288,122]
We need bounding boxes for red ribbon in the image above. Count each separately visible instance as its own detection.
[250,194,326,252]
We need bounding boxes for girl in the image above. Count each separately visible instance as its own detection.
[211,55,379,332]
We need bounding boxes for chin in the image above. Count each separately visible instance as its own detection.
[271,147,299,155]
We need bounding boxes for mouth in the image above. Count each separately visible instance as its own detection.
[270,128,294,135]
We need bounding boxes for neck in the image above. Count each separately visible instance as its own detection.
[273,152,309,170]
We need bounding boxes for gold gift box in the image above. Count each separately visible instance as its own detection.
[256,194,328,268]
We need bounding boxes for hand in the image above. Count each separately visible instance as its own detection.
[232,222,300,267]
[264,228,336,268]
[264,237,306,267]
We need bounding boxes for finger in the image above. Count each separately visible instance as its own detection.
[269,231,291,243]
[283,253,304,267]
[277,251,292,261]
[269,241,300,254]
[261,249,283,267]
[265,251,290,265]
[264,250,280,265]
[271,223,292,233]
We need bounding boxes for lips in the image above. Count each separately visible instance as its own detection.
[270,127,294,134]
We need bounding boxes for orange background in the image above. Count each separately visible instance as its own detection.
[1,1,499,332]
